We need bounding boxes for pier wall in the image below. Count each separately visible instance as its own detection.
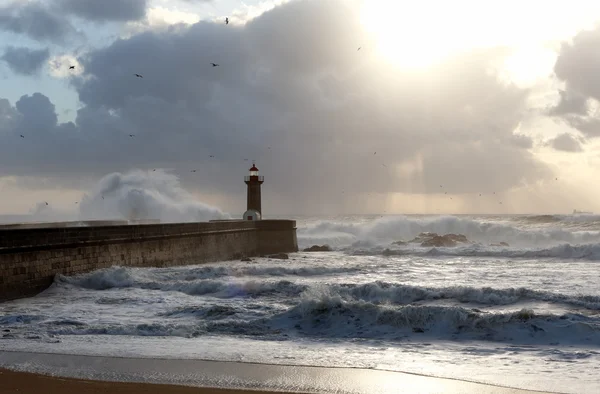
[0,220,297,302]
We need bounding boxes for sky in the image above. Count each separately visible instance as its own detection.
[2,0,600,217]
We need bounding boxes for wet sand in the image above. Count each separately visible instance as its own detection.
[0,351,551,394]
[0,369,297,394]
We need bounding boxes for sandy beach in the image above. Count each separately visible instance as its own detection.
[0,369,298,394]
[0,351,550,394]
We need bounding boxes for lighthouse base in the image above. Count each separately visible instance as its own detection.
[243,209,261,221]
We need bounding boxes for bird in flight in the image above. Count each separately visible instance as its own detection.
[153,169,156,172]
[191,170,197,173]
[209,155,215,158]
[129,134,135,137]
[225,17,229,25]
[75,202,78,204]
[357,47,361,51]
[45,202,48,206]
[19,134,24,138]
[69,65,75,70]
[244,158,249,162]
[211,63,220,67]
[134,73,143,78]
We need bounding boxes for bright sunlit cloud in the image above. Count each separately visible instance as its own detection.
[48,54,83,78]
[500,46,557,88]
[360,0,600,70]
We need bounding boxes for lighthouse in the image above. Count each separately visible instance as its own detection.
[243,162,264,220]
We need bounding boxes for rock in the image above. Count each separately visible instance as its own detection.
[412,327,425,333]
[303,245,332,252]
[446,234,469,243]
[241,257,252,262]
[268,253,289,260]
[421,235,458,247]
[408,232,471,247]
[392,240,407,246]
[409,232,438,243]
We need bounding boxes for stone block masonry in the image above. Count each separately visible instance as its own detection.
[0,220,298,302]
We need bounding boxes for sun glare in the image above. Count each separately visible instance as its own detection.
[360,1,484,69]
[359,0,597,75]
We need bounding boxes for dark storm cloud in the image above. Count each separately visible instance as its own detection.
[15,92,58,128]
[0,0,553,210]
[0,2,78,42]
[547,133,584,153]
[1,46,50,75]
[58,0,148,22]
[551,26,600,138]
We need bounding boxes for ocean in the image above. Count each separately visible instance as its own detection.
[1,214,600,393]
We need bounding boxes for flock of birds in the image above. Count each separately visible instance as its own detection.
[19,16,559,211]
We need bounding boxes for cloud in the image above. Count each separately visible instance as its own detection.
[547,133,584,152]
[0,0,554,213]
[124,7,201,35]
[509,133,534,149]
[58,0,148,22]
[551,25,600,138]
[0,2,79,42]
[47,54,84,78]
[548,89,588,116]
[1,46,49,75]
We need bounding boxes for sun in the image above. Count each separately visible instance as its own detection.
[358,0,537,70]
[359,0,563,88]
[359,1,474,69]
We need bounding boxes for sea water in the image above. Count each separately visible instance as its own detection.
[1,214,599,393]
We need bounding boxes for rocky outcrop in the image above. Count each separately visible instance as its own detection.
[412,232,469,247]
[393,232,509,248]
[394,232,471,248]
[303,245,332,252]
[423,234,469,247]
